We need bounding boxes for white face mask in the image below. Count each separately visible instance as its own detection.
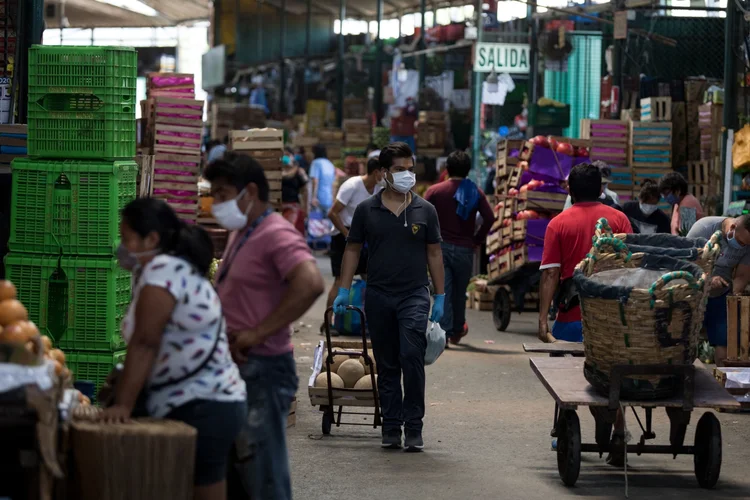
[388,170,416,194]
[212,189,253,230]
[639,202,658,217]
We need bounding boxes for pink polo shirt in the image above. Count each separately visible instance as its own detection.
[670,194,704,235]
[216,213,315,356]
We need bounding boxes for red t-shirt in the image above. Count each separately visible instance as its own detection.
[541,202,632,323]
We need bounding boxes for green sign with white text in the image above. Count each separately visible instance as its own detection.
[473,43,530,74]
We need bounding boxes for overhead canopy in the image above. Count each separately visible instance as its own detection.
[44,0,210,28]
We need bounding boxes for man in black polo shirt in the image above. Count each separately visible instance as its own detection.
[333,142,446,452]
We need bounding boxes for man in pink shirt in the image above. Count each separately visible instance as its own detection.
[206,152,325,500]
[658,171,704,235]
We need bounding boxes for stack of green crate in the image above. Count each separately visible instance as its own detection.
[6,45,138,393]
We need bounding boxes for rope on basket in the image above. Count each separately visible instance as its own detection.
[648,270,703,308]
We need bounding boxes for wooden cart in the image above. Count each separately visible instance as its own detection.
[308,307,381,435]
[530,357,740,489]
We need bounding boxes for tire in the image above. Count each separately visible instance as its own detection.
[694,412,722,489]
[557,410,582,487]
[322,411,333,435]
[493,287,512,332]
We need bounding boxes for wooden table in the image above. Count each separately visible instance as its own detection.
[523,342,584,356]
[530,357,739,489]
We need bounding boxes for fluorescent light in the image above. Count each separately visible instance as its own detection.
[96,0,159,17]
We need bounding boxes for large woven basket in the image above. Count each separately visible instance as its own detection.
[574,231,713,400]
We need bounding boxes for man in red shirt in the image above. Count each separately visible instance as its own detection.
[539,163,632,343]
[425,151,494,344]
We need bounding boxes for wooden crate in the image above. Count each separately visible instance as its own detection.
[512,219,527,242]
[580,119,629,167]
[699,103,723,160]
[629,121,672,168]
[496,139,525,178]
[726,296,750,366]
[640,97,672,122]
[671,102,688,169]
[418,111,447,123]
[687,159,720,186]
[488,250,512,279]
[230,129,284,151]
[548,137,592,149]
[472,290,493,311]
[511,245,527,268]
[608,167,634,198]
[523,191,567,213]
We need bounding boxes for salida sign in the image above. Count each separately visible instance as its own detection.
[473,43,530,74]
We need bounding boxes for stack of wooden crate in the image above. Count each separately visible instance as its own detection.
[147,73,195,99]
[685,79,710,162]
[580,120,632,201]
[343,119,371,149]
[687,159,721,212]
[318,128,344,160]
[416,111,447,157]
[229,128,284,208]
[629,121,672,190]
[640,97,672,123]
[210,103,266,141]
[699,102,723,161]
[142,96,204,222]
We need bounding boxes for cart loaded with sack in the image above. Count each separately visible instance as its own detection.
[531,218,741,489]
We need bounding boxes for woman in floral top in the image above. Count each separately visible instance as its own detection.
[101,198,246,500]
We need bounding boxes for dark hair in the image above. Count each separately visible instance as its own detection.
[204,152,270,202]
[379,142,413,170]
[366,157,380,175]
[222,135,229,144]
[366,142,378,152]
[122,198,214,275]
[446,151,472,178]
[639,179,660,203]
[312,144,327,159]
[738,214,750,231]
[568,163,602,203]
[658,171,688,197]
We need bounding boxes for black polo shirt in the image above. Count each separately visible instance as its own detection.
[347,191,442,295]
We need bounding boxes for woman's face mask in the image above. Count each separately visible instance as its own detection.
[664,192,679,206]
[639,202,659,217]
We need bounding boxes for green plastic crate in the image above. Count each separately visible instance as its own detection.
[5,253,130,351]
[66,350,127,395]
[27,46,137,160]
[9,158,137,255]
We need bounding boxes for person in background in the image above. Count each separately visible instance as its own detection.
[309,144,337,214]
[622,179,671,234]
[563,161,620,210]
[366,142,381,160]
[324,157,384,334]
[101,198,247,500]
[539,163,632,466]
[206,152,325,500]
[207,136,228,164]
[659,171,704,235]
[281,148,308,235]
[294,146,310,174]
[333,142,445,452]
[687,215,750,366]
[424,151,494,346]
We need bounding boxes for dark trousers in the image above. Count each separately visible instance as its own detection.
[365,286,430,432]
[439,242,474,338]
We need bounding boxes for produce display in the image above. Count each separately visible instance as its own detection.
[0,279,90,406]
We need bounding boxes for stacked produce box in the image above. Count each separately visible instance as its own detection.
[580,119,632,202]
[141,74,204,223]
[629,121,672,212]
[229,128,284,209]
[8,46,139,392]
[416,111,447,157]
[486,137,589,280]
[317,128,344,160]
[699,102,722,161]
[210,102,266,141]
[687,159,721,212]
[343,119,371,149]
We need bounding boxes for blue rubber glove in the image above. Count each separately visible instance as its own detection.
[429,294,445,323]
[333,287,351,315]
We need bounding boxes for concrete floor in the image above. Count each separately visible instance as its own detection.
[287,257,750,499]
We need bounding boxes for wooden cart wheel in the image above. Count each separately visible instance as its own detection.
[556,410,581,487]
[493,287,512,332]
[694,412,722,489]
[322,409,333,435]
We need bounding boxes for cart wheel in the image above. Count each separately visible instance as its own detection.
[694,412,722,489]
[322,411,333,435]
[493,288,512,332]
[557,410,581,487]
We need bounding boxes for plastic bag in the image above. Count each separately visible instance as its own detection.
[425,322,446,365]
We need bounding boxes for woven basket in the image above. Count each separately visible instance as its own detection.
[594,219,721,275]
[574,232,712,400]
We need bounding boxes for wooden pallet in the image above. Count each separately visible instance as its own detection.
[580,119,629,167]
[687,159,720,186]
[230,129,284,151]
[726,296,750,367]
[640,96,672,122]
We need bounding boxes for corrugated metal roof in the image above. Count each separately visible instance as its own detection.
[44,0,210,28]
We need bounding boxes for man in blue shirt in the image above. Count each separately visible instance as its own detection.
[309,145,337,214]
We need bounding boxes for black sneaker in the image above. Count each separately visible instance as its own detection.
[404,430,424,452]
[381,428,402,449]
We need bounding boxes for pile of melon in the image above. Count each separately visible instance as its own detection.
[0,280,88,405]
[314,350,377,397]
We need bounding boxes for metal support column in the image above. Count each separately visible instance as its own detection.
[374,0,383,125]
[418,0,427,90]
[336,0,346,127]
[17,0,44,122]
[527,2,538,137]
[304,0,312,106]
[279,0,287,115]
[612,1,624,118]
[471,0,483,172]
[723,0,738,131]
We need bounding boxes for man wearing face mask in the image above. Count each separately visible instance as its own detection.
[687,215,750,366]
[323,157,384,333]
[563,161,621,211]
[333,142,445,452]
[622,179,671,234]
[205,152,325,500]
